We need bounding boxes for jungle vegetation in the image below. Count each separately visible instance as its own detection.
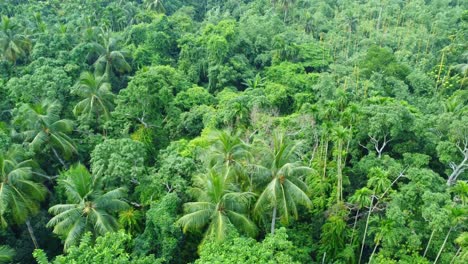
[0,0,467,263]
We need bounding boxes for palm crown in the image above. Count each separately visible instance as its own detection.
[253,132,312,233]
[177,168,257,241]
[47,164,129,250]
[0,16,31,64]
[72,71,115,124]
[0,149,46,227]
[90,32,131,79]
[13,100,76,159]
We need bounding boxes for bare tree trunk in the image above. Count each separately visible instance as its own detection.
[322,140,329,179]
[450,246,461,264]
[369,134,391,159]
[359,195,375,264]
[447,152,467,186]
[368,239,381,264]
[52,148,67,169]
[271,206,277,234]
[434,227,453,264]
[336,140,343,203]
[376,6,383,31]
[350,208,360,245]
[424,229,436,257]
[26,219,39,249]
[435,50,446,92]
[321,252,326,264]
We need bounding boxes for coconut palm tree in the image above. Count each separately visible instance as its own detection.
[72,71,115,125]
[47,164,128,251]
[0,148,47,248]
[0,149,47,227]
[13,100,76,167]
[207,130,251,187]
[253,132,312,234]
[144,0,166,13]
[271,0,297,22]
[0,245,14,264]
[90,31,131,79]
[0,16,31,64]
[177,168,257,241]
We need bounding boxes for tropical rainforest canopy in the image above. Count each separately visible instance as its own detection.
[0,0,467,263]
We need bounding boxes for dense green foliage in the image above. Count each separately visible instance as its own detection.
[0,0,467,263]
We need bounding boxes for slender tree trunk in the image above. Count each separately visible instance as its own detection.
[368,239,381,264]
[321,252,326,264]
[434,227,453,264]
[423,229,436,257]
[359,195,374,264]
[271,206,277,234]
[336,140,343,203]
[322,140,329,179]
[350,208,360,245]
[52,148,67,168]
[435,50,446,92]
[26,219,39,249]
[450,246,461,264]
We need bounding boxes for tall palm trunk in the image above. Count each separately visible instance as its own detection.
[423,229,436,257]
[450,246,461,264]
[52,148,67,168]
[368,237,381,264]
[349,207,360,245]
[434,227,453,264]
[336,139,343,203]
[359,195,374,264]
[26,219,39,249]
[271,206,277,234]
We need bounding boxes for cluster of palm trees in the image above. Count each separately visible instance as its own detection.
[72,28,131,128]
[0,24,132,252]
[177,130,312,240]
[0,15,31,65]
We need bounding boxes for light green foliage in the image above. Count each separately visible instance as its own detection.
[196,227,299,264]
[34,231,158,264]
[89,34,131,79]
[113,65,189,132]
[266,62,318,93]
[174,86,216,111]
[0,0,467,263]
[6,61,72,104]
[90,138,146,188]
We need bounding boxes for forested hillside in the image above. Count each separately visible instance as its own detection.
[0,0,467,263]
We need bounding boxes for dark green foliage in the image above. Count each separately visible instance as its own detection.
[134,193,182,262]
[196,228,299,264]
